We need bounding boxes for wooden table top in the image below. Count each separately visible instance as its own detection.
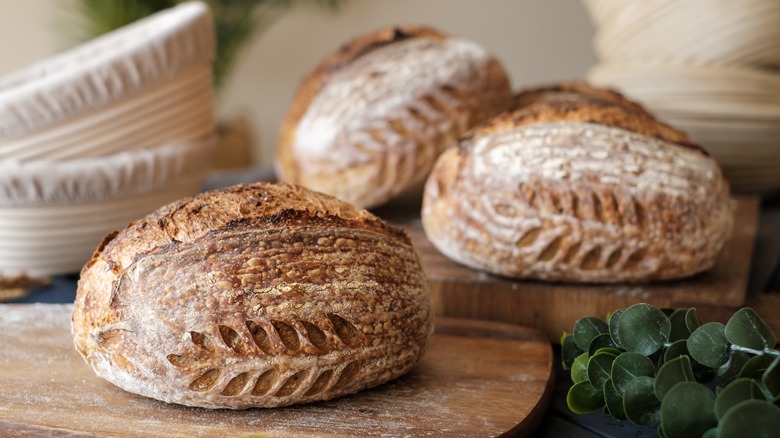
[5,169,780,437]
[0,305,554,437]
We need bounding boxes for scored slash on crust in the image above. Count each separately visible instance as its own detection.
[73,182,434,409]
[276,27,513,209]
[500,184,651,272]
[165,313,365,398]
[422,117,732,282]
[184,360,362,399]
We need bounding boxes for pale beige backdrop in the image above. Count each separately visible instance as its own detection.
[0,0,597,165]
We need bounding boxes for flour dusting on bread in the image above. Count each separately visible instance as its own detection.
[73,183,433,409]
[422,83,733,283]
[276,26,512,209]
[293,38,489,165]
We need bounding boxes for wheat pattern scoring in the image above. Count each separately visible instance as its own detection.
[423,121,731,282]
[293,81,476,209]
[166,313,365,398]
[489,182,650,272]
[281,34,511,209]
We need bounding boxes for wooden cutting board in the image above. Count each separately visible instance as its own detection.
[378,197,759,343]
[0,304,553,437]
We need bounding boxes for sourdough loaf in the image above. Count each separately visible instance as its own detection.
[275,25,512,209]
[422,82,733,283]
[72,182,433,409]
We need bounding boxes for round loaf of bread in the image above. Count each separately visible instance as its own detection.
[72,182,433,409]
[275,25,512,209]
[422,83,733,283]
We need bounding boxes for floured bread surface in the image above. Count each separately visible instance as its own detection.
[422,83,733,283]
[72,182,433,409]
[276,25,512,209]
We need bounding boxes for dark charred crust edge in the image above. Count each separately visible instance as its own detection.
[326,25,446,75]
[81,230,120,273]
[346,27,418,69]
[222,209,412,246]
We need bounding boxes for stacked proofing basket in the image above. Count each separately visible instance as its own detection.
[584,0,780,195]
[0,2,217,279]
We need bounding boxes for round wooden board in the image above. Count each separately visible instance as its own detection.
[0,304,554,437]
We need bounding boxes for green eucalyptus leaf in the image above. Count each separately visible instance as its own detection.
[603,378,627,421]
[561,332,584,370]
[725,308,776,351]
[664,339,689,362]
[611,352,656,395]
[688,322,730,368]
[563,304,780,433]
[571,352,590,384]
[617,303,671,355]
[659,382,716,438]
[717,399,780,438]
[669,308,692,342]
[654,356,695,400]
[588,333,618,356]
[717,351,749,384]
[623,376,661,426]
[608,308,625,348]
[594,347,622,356]
[685,308,701,333]
[663,340,715,384]
[738,353,773,379]
[573,316,609,351]
[762,355,780,398]
[588,352,617,392]
[714,378,766,421]
[566,380,604,414]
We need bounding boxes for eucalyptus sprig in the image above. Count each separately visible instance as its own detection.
[562,303,780,438]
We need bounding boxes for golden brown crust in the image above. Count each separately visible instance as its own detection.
[72,182,432,409]
[422,83,732,283]
[276,26,448,181]
[514,82,648,112]
[466,82,701,152]
[90,183,407,271]
[308,26,447,82]
[275,25,512,208]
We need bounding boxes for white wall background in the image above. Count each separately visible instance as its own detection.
[0,0,597,165]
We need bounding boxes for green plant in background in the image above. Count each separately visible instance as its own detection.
[68,0,348,91]
[562,303,780,437]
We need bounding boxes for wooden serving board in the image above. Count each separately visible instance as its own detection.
[378,197,760,343]
[0,304,553,437]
